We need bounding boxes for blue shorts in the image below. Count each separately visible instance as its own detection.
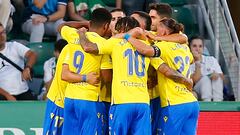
[109,103,151,135]
[43,100,64,135]
[150,97,161,135]
[62,98,105,135]
[158,102,199,135]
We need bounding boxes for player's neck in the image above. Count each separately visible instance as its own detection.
[89,27,103,36]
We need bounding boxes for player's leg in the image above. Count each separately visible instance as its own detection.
[109,104,132,135]
[158,104,189,135]
[181,102,200,135]
[130,103,151,135]
[43,100,64,135]
[62,98,78,135]
[74,100,103,135]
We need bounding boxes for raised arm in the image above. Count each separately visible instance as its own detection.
[148,33,188,44]
[158,63,193,91]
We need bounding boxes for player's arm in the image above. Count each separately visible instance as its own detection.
[100,69,112,92]
[61,64,100,86]
[78,31,100,54]
[147,32,188,44]
[0,88,16,101]
[57,21,89,33]
[158,63,193,91]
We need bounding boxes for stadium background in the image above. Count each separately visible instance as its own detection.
[1,0,240,135]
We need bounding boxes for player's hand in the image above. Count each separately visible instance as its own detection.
[145,31,157,40]
[78,27,88,33]
[22,67,32,81]
[32,15,47,25]
[210,72,219,81]
[184,78,193,91]
[128,27,146,39]
[6,94,17,101]
[86,72,100,87]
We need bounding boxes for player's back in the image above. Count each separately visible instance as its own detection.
[63,32,106,101]
[155,41,197,107]
[99,38,153,104]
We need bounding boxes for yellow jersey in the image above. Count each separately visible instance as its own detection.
[61,26,112,101]
[100,55,112,102]
[98,38,163,104]
[46,45,70,108]
[152,41,197,107]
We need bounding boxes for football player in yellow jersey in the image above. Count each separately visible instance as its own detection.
[60,8,112,135]
[130,10,190,135]
[42,40,68,135]
[124,18,199,135]
[78,17,193,135]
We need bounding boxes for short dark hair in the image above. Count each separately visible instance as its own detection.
[115,17,140,33]
[0,23,3,28]
[132,11,152,31]
[189,36,204,47]
[110,8,125,15]
[90,8,112,27]
[54,39,68,53]
[149,3,172,18]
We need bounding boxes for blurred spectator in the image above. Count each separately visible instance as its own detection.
[121,0,157,16]
[189,36,224,101]
[67,0,106,21]
[22,0,67,42]
[38,39,67,100]
[0,23,37,101]
[109,8,126,35]
[67,0,122,21]
[0,0,14,33]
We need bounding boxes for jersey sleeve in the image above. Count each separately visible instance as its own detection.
[154,41,167,58]
[62,46,71,65]
[150,57,165,70]
[100,55,112,69]
[61,26,78,44]
[98,39,114,55]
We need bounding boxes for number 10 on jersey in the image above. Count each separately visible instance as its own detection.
[124,49,145,77]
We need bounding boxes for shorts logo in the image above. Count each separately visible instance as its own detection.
[163,116,168,122]
[97,113,101,118]
[109,114,113,120]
